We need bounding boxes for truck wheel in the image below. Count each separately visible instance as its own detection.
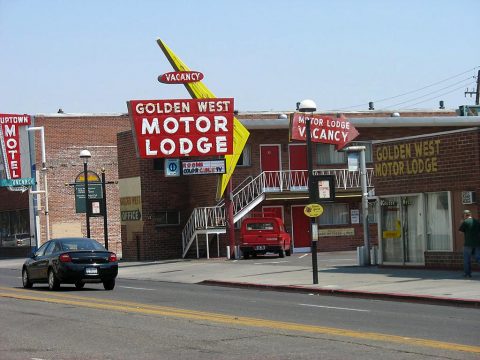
[286,248,291,256]
[279,248,285,258]
[244,252,250,259]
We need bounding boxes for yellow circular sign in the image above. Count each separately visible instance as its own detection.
[304,203,324,217]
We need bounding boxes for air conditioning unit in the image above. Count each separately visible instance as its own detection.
[458,105,480,116]
[462,191,476,204]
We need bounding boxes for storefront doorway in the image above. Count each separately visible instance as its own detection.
[379,195,425,265]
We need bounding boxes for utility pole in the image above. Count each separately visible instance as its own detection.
[464,70,480,105]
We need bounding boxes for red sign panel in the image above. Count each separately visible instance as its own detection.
[0,114,31,179]
[158,71,204,84]
[127,98,234,158]
[290,113,359,150]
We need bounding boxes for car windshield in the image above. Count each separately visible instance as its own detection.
[60,238,106,251]
[246,222,275,231]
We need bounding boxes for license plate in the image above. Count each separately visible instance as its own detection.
[85,267,98,275]
[255,246,265,250]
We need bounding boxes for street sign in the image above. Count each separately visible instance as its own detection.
[290,113,359,150]
[304,203,324,217]
[165,159,180,177]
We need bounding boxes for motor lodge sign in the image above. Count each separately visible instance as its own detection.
[0,114,31,180]
[128,98,234,158]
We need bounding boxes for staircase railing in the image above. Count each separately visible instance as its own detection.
[182,168,374,257]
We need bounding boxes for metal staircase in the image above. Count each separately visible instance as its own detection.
[181,168,374,258]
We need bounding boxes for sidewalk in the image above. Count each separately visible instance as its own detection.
[2,252,479,307]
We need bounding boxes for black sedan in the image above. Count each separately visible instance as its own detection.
[22,237,118,291]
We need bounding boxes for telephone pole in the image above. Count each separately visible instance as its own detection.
[464,70,480,105]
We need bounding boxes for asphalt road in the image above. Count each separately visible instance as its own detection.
[0,267,479,360]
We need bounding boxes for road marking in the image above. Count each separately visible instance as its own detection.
[253,261,289,265]
[299,303,370,312]
[119,286,156,291]
[0,286,479,355]
[299,254,309,259]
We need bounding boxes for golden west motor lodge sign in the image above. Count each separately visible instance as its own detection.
[127,98,234,158]
[374,139,441,177]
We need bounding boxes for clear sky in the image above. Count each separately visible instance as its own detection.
[1,0,479,115]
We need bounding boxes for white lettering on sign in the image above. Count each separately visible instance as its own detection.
[128,98,234,158]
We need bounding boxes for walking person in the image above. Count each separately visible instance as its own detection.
[458,209,480,278]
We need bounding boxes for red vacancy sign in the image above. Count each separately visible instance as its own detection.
[290,113,359,150]
[127,98,234,158]
[158,71,204,84]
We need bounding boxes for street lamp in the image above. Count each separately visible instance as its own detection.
[27,126,50,244]
[80,149,91,238]
[298,99,319,284]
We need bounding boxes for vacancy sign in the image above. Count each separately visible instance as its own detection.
[290,113,359,150]
[128,98,234,158]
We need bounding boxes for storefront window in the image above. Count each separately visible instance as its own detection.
[425,192,451,251]
[0,209,30,247]
[318,203,349,225]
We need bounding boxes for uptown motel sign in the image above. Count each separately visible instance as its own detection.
[127,98,234,158]
[155,39,250,199]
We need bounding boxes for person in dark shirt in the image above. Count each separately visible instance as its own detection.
[458,209,480,277]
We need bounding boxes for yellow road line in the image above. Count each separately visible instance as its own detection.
[0,287,479,354]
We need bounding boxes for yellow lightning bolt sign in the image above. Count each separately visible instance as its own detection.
[156,39,250,200]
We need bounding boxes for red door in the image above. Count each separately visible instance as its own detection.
[291,205,311,250]
[288,144,307,190]
[260,145,281,189]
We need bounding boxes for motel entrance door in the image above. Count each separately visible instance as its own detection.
[291,205,311,253]
[379,195,425,265]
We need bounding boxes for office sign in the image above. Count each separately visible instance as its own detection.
[127,98,234,158]
[181,159,226,175]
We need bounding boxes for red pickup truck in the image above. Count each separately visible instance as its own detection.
[239,216,292,259]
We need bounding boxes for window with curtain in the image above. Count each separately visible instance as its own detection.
[237,144,251,167]
[318,203,349,225]
[316,142,373,165]
[425,192,451,251]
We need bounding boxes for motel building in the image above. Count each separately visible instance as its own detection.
[1,106,480,271]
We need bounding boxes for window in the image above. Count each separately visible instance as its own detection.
[153,158,165,171]
[350,142,373,163]
[318,203,349,225]
[237,144,251,167]
[154,210,180,226]
[35,241,50,257]
[426,192,451,251]
[315,142,373,165]
[43,241,56,256]
[316,144,345,165]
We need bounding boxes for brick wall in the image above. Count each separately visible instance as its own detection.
[30,115,131,255]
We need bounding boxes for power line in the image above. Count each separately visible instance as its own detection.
[398,81,477,109]
[379,77,475,109]
[339,66,479,110]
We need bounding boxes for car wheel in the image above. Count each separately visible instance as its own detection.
[278,248,285,258]
[103,279,115,290]
[243,252,250,259]
[75,281,85,290]
[22,268,33,288]
[48,269,60,291]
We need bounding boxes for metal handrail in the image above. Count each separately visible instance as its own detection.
[182,168,374,255]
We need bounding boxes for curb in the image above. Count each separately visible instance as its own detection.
[200,280,480,308]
